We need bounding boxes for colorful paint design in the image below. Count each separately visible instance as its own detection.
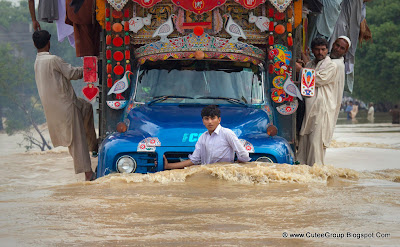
[301,68,316,97]
[272,75,285,89]
[259,104,274,123]
[106,100,128,110]
[234,0,266,9]
[135,33,265,64]
[171,0,226,14]
[271,88,286,103]
[137,137,161,152]
[271,44,292,65]
[107,0,129,11]
[132,0,163,8]
[239,139,255,153]
[276,101,298,115]
[269,0,293,13]
[137,141,156,152]
[123,103,143,119]
[273,61,290,75]
[145,137,161,147]
[283,75,302,100]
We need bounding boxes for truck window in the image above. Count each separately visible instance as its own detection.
[133,60,264,105]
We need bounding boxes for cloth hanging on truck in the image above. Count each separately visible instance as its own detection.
[65,0,100,57]
[56,0,75,47]
[38,0,59,22]
[308,0,343,44]
[328,0,364,92]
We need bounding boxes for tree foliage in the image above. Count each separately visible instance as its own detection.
[0,44,51,150]
[354,0,400,105]
[0,0,81,150]
[0,1,31,29]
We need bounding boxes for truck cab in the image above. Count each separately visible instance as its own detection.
[97,59,294,176]
[95,1,300,178]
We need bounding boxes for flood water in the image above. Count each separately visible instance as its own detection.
[1,116,399,246]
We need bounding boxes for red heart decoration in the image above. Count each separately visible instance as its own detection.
[82,84,99,102]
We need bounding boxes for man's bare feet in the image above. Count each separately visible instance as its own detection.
[85,171,96,181]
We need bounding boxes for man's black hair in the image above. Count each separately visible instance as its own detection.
[311,37,328,49]
[201,105,221,118]
[395,105,398,109]
[32,30,51,49]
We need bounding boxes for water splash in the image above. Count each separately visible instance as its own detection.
[360,169,400,183]
[94,163,359,185]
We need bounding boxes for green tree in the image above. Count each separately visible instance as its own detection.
[0,44,51,150]
[0,0,85,149]
[354,0,400,106]
[0,1,31,28]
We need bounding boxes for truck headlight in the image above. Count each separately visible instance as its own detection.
[116,155,137,173]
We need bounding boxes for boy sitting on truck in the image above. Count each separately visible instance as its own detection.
[163,105,250,169]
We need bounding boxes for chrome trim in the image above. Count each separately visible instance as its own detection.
[256,156,274,163]
[116,155,137,173]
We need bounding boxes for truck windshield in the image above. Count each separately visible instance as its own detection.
[134,60,264,105]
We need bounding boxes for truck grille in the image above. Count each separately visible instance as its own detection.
[164,152,191,163]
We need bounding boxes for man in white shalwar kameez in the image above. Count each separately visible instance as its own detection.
[297,38,338,166]
[330,36,351,133]
[32,30,97,181]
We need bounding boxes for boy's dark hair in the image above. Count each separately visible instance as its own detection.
[311,37,328,49]
[32,30,51,49]
[201,105,220,118]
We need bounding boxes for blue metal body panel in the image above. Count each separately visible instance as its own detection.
[97,104,294,177]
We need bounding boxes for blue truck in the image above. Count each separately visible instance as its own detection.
[96,1,298,177]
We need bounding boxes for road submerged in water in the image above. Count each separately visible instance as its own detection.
[0,123,399,246]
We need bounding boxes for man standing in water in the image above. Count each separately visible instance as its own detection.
[389,105,400,124]
[297,38,338,166]
[164,105,250,169]
[330,36,351,129]
[32,30,98,181]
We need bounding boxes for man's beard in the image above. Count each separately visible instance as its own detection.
[330,52,342,59]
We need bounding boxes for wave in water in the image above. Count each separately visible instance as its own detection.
[94,163,360,185]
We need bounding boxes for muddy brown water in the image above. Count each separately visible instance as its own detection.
[1,124,399,246]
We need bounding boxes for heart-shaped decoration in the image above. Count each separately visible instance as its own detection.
[82,84,99,102]
[107,0,129,12]
[269,0,292,13]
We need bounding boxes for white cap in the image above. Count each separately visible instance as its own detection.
[338,36,351,48]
